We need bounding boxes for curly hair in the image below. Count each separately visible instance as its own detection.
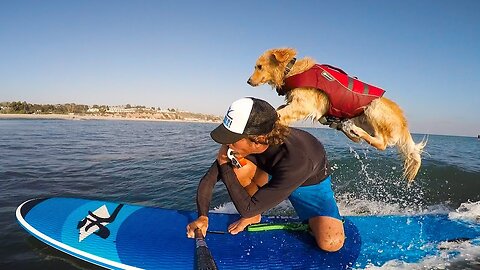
[247,121,289,146]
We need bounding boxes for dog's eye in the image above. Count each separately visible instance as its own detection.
[256,65,262,70]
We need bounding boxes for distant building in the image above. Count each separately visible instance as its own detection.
[155,108,171,113]
[87,108,100,113]
[107,106,137,113]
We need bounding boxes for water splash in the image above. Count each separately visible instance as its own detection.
[360,240,480,270]
[333,145,430,215]
[349,146,374,182]
[449,201,480,224]
[336,193,451,216]
[355,202,480,269]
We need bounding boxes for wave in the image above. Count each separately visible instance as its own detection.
[449,201,480,223]
[213,199,480,219]
[361,240,480,270]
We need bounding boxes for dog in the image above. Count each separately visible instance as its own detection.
[247,48,426,182]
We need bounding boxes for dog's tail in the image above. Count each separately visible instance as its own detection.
[397,129,427,183]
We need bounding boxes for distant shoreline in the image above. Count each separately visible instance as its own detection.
[0,113,221,124]
[1,113,476,138]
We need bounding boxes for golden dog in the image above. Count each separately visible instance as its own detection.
[247,48,426,182]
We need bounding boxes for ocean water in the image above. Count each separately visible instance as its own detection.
[0,119,479,269]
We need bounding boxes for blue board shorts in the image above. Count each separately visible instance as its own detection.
[288,176,342,222]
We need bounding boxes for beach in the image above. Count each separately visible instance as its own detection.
[0,113,221,123]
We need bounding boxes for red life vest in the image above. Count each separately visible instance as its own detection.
[276,64,385,118]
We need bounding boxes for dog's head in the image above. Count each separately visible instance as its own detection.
[247,48,297,88]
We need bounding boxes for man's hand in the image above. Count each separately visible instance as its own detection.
[216,145,229,165]
[186,216,209,238]
[227,215,261,235]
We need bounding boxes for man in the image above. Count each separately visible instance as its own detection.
[186,97,345,252]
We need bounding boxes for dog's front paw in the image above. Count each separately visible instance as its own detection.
[329,121,342,130]
[319,116,343,130]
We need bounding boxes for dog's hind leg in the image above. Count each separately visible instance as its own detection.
[342,120,388,150]
[338,122,362,143]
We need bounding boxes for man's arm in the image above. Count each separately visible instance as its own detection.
[219,162,309,218]
[187,160,221,238]
[196,161,221,217]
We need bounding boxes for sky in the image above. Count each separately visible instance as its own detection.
[0,1,479,137]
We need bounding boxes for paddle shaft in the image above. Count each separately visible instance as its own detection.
[194,228,218,270]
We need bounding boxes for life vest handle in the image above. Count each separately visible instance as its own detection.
[321,64,348,75]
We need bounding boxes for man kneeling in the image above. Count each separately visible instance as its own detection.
[186,97,344,252]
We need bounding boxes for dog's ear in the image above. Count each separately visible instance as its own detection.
[269,48,297,64]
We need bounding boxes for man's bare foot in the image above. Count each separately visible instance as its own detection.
[227,215,261,235]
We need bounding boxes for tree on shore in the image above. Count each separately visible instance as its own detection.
[0,101,88,114]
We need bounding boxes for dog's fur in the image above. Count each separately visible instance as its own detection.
[247,48,426,182]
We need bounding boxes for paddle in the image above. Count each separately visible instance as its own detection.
[194,228,218,270]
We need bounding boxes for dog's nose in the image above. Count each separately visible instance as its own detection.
[247,78,253,86]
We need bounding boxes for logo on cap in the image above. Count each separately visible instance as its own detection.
[223,108,234,128]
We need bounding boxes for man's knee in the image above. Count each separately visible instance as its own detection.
[315,234,345,252]
[309,216,345,252]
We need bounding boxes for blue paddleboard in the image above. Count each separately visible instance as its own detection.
[16,197,360,269]
[16,197,479,269]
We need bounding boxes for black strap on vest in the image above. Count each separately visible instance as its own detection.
[284,58,296,77]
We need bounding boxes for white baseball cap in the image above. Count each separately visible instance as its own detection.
[210,97,278,144]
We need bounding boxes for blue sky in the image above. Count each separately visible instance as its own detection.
[0,1,479,136]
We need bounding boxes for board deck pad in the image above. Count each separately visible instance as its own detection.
[16,197,479,269]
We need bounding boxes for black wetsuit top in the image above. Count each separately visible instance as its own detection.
[196,128,329,218]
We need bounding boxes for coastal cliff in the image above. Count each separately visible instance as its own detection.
[0,102,222,123]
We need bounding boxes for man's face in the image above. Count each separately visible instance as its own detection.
[228,138,255,158]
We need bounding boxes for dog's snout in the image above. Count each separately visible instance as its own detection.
[247,78,258,86]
